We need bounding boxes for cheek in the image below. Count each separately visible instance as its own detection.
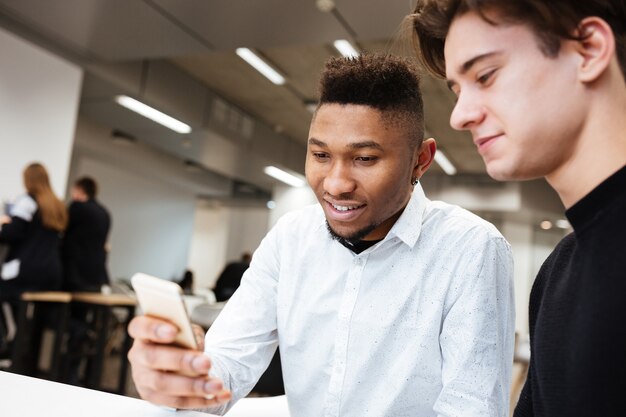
[304,159,320,189]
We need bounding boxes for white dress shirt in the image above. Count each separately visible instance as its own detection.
[204,185,515,417]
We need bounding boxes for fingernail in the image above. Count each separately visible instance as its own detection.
[191,355,210,372]
[156,324,176,340]
[204,380,222,392]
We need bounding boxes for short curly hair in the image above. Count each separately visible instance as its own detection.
[317,54,424,149]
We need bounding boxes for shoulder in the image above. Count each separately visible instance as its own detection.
[271,203,324,235]
[534,232,576,288]
[424,199,507,244]
[10,194,38,221]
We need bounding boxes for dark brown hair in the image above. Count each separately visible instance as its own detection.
[75,177,98,199]
[408,0,626,79]
[23,163,67,232]
[317,54,425,149]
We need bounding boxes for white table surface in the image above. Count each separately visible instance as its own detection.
[0,371,289,417]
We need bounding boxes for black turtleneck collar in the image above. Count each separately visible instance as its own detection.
[566,164,626,235]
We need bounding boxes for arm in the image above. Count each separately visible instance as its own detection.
[0,217,29,243]
[0,195,36,244]
[200,223,282,414]
[434,236,515,417]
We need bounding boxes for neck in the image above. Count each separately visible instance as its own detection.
[546,70,626,208]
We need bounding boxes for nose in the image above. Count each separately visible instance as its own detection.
[323,161,356,197]
[449,91,485,131]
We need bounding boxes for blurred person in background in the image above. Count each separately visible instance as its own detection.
[213,252,251,301]
[62,176,111,292]
[0,162,67,373]
[0,162,67,306]
[60,176,111,385]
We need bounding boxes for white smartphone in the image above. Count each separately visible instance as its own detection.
[131,272,198,350]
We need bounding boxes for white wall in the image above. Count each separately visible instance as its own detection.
[0,27,82,204]
[188,203,230,289]
[225,207,270,262]
[188,203,270,289]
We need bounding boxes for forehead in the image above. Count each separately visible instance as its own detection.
[444,11,537,76]
[309,104,404,144]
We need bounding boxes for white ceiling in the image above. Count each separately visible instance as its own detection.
[0,0,487,183]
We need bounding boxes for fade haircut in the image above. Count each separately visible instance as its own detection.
[408,0,626,80]
[75,177,98,199]
[317,54,425,150]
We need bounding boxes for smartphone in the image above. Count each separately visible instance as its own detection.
[131,272,198,350]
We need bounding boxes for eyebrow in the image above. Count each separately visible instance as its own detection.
[446,51,502,90]
[308,138,383,151]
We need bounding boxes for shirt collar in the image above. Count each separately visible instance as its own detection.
[386,184,428,248]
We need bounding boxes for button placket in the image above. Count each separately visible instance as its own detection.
[322,256,367,417]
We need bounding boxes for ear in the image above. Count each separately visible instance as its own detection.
[574,17,615,83]
[412,138,437,180]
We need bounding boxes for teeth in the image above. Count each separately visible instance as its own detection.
[332,203,361,211]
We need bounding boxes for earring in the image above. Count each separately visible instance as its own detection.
[411,177,418,186]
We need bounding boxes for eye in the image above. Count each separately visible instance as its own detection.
[476,68,497,86]
[313,152,329,161]
[355,156,378,165]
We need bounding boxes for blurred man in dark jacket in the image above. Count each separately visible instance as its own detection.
[62,177,111,292]
[213,252,251,302]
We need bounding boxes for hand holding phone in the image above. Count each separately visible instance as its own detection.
[131,272,198,349]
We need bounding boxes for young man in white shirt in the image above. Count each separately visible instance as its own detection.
[409,1,626,415]
[128,54,515,417]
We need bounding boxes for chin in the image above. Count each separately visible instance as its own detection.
[486,160,521,182]
[487,164,543,182]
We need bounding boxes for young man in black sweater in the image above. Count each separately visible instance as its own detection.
[409,1,626,415]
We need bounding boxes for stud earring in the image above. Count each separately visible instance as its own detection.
[411,177,418,186]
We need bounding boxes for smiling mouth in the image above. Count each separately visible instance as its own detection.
[331,202,365,211]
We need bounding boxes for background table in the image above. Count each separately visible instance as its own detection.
[71,292,136,393]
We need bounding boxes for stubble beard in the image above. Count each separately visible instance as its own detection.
[326,221,378,247]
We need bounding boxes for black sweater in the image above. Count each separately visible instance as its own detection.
[514,165,626,416]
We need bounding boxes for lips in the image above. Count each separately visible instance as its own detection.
[324,200,366,222]
[474,134,503,153]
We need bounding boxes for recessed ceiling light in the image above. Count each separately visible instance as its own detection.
[236,48,286,85]
[333,39,359,58]
[264,166,305,187]
[433,150,457,175]
[540,220,553,230]
[114,95,191,134]
[555,219,570,229]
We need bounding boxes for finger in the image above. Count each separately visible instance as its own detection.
[140,386,232,410]
[134,367,226,398]
[128,315,179,344]
[128,339,211,375]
